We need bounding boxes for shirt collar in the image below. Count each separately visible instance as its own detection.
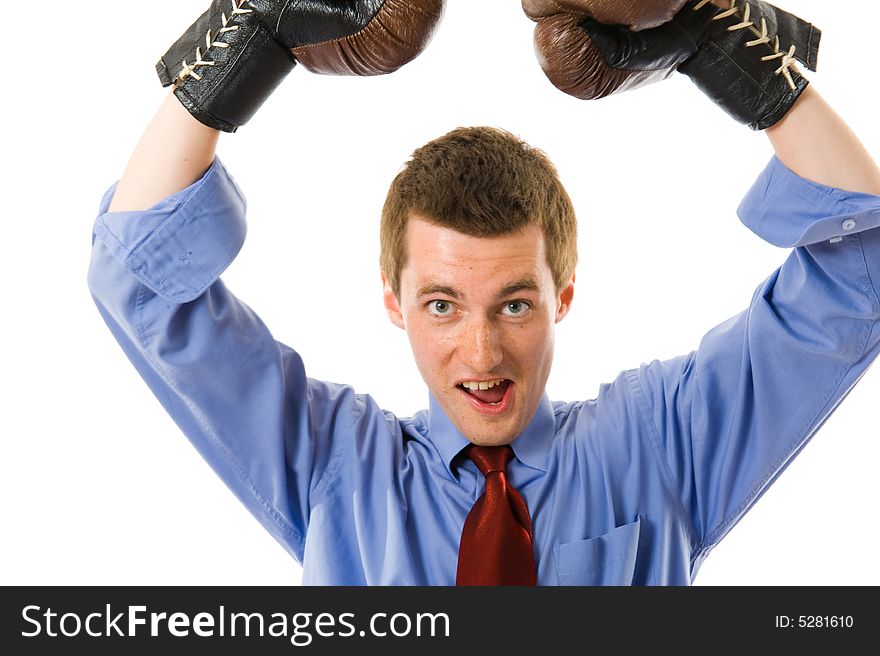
[428,392,556,478]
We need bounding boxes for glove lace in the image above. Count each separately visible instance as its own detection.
[693,0,798,90]
[176,1,254,84]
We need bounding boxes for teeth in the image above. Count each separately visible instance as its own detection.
[461,379,505,391]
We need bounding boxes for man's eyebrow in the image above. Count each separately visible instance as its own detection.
[416,284,460,299]
[415,278,540,300]
[496,278,540,299]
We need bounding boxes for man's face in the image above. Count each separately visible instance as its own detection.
[383,216,574,446]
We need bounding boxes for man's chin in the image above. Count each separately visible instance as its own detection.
[459,383,536,442]
[431,382,532,444]
[448,413,522,446]
[465,432,519,447]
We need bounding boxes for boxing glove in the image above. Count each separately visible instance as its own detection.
[523,0,690,32]
[157,0,446,132]
[525,0,820,130]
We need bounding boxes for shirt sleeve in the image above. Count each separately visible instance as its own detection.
[87,159,359,563]
[633,156,880,567]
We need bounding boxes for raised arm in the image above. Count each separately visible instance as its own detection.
[90,0,446,563]
[766,85,880,194]
[108,92,219,213]
[522,0,880,561]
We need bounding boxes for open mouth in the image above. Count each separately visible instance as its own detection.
[457,379,513,414]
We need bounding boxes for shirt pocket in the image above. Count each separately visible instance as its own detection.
[553,516,642,585]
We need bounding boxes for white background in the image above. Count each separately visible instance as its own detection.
[2,1,878,586]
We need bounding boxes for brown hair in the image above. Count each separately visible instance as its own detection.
[380,126,577,296]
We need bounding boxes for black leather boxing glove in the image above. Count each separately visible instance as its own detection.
[157,0,446,132]
[525,0,820,130]
[678,0,819,129]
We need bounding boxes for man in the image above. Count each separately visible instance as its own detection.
[89,0,880,584]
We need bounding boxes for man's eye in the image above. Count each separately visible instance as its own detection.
[428,300,454,316]
[502,300,531,316]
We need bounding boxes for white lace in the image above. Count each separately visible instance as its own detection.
[176,1,254,84]
[693,0,799,90]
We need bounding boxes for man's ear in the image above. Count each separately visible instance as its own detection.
[555,274,575,323]
[381,272,406,330]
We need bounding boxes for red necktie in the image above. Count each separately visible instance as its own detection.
[456,445,537,585]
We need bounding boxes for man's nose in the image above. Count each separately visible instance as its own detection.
[461,318,503,372]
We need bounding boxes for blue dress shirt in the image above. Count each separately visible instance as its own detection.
[88,157,880,585]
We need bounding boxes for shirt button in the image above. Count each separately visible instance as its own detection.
[842,218,857,231]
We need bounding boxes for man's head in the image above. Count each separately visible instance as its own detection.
[380,127,577,446]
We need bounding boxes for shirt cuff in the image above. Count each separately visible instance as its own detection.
[737,155,880,247]
[92,158,247,303]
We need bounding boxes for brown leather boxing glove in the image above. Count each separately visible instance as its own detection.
[524,0,691,31]
[157,1,446,132]
[524,0,820,130]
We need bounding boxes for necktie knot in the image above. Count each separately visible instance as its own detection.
[468,445,514,476]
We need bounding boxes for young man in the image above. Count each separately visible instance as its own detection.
[89,0,880,584]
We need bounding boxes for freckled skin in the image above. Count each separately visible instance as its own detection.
[383,216,575,446]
